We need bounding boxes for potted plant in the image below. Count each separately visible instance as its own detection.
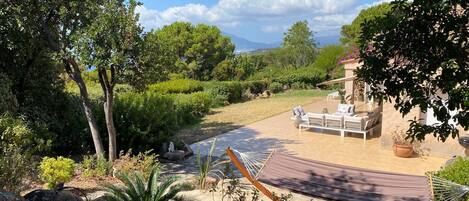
[392,129,414,158]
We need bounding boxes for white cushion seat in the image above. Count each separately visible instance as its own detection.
[334,104,355,116]
[306,113,325,127]
[344,116,369,131]
[324,114,343,129]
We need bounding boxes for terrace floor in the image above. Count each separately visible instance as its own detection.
[191,99,448,176]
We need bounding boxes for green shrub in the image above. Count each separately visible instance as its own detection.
[204,81,268,103]
[148,79,203,94]
[0,147,31,194]
[113,90,214,153]
[312,45,347,75]
[269,82,283,93]
[248,66,326,88]
[434,157,469,201]
[114,92,177,153]
[291,82,309,89]
[39,156,75,189]
[272,67,326,87]
[242,80,270,94]
[435,157,469,185]
[0,113,52,155]
[79,155,112,178]
[173,92,212,125]
[113,150,159,180]
[0,73,17,113]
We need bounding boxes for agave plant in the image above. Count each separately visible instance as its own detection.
[103,167,181,201]
[196,138,229,190]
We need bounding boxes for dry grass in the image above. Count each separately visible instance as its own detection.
[177,89,332,144]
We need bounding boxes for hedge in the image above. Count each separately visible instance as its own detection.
[203,80,269,104]
[148,79,203,94]
[113,91,213,153]
[172,92,213,126]
[114,92,178,152]
[272,68,326,87]
[248,66,326,88]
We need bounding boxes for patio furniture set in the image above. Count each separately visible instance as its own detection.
[292,104,381,142]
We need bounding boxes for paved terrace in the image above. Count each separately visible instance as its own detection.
[191,99,448,176]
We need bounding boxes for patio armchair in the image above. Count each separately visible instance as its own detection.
[343,114,380,142]
[334,104,355,116]
[291,106,308,122]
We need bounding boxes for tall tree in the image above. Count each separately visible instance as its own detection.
[77,0,142,161]
[1,0,105,156]
[282,20,317,67]
[147,22,235,81]
[357,0,468,141]
[43,0,106,157]
[340,3,392,45]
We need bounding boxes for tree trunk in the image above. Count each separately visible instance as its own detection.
[98,67,117,162]
[104,89,117,161]
[65,59,105,158]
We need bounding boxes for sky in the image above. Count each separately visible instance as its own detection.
[137,0,390,44]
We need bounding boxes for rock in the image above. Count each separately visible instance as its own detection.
[183,143,194,157]
[261,90,271,98]
[83,191,107,201]
[0,191,25,201]
[205,176,218,188]
[163,150,185,161]
[24,189,82,201]
[160,142,169,155]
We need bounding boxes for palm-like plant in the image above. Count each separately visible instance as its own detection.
[103,167,181,201]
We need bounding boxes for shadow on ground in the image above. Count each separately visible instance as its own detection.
[163,127,300,175]
[263,169,429,201]
[177,121,243,144]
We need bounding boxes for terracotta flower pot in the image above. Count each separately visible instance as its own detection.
[393,143,414,158]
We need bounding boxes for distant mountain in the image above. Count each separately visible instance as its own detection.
[223,32,340,53]
[223,33,279,53]
[315,35,340,47]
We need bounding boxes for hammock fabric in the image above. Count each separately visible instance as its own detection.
[227,148,433,201]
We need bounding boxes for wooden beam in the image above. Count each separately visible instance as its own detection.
[226,147,278,201]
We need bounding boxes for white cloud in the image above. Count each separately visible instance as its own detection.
[136,0,389,39]
[137,0,360,30]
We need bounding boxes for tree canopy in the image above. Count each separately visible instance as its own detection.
[357,0,469,141]
[311,45,347,79]
[146,22,235,81]
[282,20,317,67]
[77,0,143,161]
[340,3,392,45]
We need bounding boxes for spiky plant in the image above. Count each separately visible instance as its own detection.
[102,167,181,201]
[196,138,229,190]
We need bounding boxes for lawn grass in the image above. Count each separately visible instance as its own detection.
[177,89,333,144]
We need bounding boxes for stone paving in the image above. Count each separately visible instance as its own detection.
[191,99,448,176]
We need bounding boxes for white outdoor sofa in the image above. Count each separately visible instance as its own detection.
[295,106,380,143]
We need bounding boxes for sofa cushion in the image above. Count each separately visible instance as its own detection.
[306,113,324,127]
[324,114,343,128]
[344,116,370,131]
[337,104,349,114]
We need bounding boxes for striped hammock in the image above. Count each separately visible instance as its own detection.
[226,147,469,201]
